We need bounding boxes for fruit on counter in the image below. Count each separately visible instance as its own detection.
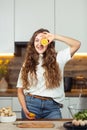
[41,38,48,46]
[29,112,36,118]
[0,106,16,116]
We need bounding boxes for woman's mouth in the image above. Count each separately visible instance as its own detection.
[37,45,44,50]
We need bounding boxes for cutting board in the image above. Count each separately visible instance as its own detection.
[17,122,54,128]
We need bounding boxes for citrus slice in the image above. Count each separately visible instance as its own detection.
[41,38,48,46]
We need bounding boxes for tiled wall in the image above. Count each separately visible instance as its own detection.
[1,47,87,89]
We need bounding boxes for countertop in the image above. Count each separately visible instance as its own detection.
[0,89,17,97]
[0,89,87,97]
[0,119,72,130]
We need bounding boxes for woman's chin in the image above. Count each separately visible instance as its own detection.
[36,50,45,54]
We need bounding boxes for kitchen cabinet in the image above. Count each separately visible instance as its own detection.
[61,97,70,118]
[0,97,21,118]
[12,97,21,118]
[14,0,87,52]
[0,97,12,108]
[61,97,87,119]
[68,97,79,118]
[15,0,55,41]
[0,0,87,54]
[55,0,87,53]
[69,97,87,118]
[0,0,14,54]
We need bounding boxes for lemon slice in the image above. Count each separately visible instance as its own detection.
[41,38,48,46]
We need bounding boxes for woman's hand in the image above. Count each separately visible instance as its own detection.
[23,107,36,119]
[43,32,81,56]
[17,88,36,120]
[42,32,55,43]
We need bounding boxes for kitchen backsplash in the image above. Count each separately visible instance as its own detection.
[0,44,87,90]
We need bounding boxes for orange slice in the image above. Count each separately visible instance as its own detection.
[41,38,48,46]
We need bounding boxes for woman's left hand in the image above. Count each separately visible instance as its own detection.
[43,32,55,43]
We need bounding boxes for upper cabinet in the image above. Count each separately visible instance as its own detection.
[0,0,86,54]
[0,0,14,54]
[15,0,55,41]
[55,0,87,53]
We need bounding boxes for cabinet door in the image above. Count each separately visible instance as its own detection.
[69,97,79,118]
[0,0,14,53]
[69,97,87,109]
[61,97,70,118]
[12,97,21,118]
[55,0,87,53]
[15,0,54,41]
[0,97,12,108]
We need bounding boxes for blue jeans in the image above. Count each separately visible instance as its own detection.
[22,95,62,119]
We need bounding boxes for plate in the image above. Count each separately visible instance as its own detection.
[63,121,87,130]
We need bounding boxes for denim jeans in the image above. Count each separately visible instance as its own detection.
[22,95,62,119]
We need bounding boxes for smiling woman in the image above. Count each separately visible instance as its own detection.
[16,28,81,120]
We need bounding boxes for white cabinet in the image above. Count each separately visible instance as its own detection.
[15,0,55,41]
[0,97,21,118]
[55,0,87,53]
[61,97,87,119]
[0,0,14,54]
[61,97,70,118]
[12,97,21,118]
[0,0,87,53]
[68,97,87,118]
[68,97,79,118]
[0,97,12,107]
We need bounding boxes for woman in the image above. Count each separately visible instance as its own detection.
[16,28,81,119]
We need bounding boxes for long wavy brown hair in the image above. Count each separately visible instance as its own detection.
[21,28,61,89]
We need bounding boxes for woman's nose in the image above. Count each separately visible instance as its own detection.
[38,40,42,45]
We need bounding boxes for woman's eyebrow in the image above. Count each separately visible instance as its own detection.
[43,32,47,34]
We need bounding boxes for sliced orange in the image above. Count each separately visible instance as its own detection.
[41,38,48,46]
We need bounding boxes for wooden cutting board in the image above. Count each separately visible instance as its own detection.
[17,122,54,128]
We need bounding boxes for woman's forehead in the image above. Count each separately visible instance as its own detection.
[35,32,47,39]
[35,33,43,39]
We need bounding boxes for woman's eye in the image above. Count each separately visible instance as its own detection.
[35,39,39,42]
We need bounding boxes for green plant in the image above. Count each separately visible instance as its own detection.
[0,59,10,79]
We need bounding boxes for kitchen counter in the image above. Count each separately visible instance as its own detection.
[0,89,17,97]
[0,89,87,97]
[65,89,87,97]
[0,119,72,130]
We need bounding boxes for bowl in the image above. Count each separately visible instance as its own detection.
[68,104,87,120]
[0,115,16,122]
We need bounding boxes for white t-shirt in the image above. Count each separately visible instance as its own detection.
[16,48,71,103]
